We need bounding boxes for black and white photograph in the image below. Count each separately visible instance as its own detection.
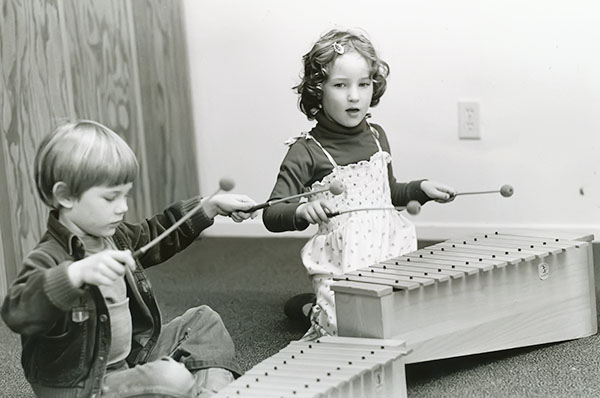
[1,1,599,397]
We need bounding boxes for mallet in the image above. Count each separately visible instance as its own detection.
[133,178,235,258]
[245,180,346,213]
[327,200,421,217]
[453,184,514,198]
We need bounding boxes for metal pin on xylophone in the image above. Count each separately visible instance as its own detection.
[331,230,597,363]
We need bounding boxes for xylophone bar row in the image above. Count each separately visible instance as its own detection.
[336,232,587,290]
[214,336,410,398]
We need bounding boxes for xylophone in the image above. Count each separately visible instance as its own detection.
[214,336,410,398]
[331,230,597,363]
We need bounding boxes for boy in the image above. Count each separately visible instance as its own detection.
[1,120,256,398]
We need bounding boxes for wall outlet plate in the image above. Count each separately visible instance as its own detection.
[458,101,481,139]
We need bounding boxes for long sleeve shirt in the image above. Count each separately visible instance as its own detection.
[262,113,430,232]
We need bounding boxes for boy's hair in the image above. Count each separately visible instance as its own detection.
[34,120,139,209]
[294,28,390,120]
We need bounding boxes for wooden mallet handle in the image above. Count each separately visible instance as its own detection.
[133,178,235,258]
[327,200,421,217]
[454,184,514,198]
[245,180,345,212]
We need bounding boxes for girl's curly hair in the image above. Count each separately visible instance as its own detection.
[294,28,390,120]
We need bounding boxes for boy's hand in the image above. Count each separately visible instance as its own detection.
[202,194,258,222]
[68,250,135,288]
[296,200,331,225]
[420,180,456,203]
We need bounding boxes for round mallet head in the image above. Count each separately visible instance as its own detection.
[500,184,514,198]
[328,180,346,196]
[406,200,421,215]
[219,177,235,192]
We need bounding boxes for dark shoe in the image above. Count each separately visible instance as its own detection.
[284,293,316,322]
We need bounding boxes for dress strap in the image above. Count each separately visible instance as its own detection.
[284,131,338,168]
[368,124,383,152]
[285,125,383,168]
[308,135,338,168]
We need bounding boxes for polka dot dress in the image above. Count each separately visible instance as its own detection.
[300,131,417,339]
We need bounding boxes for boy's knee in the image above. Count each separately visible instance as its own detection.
[153,358,195,392]
[193,367,235,396]
[187,305,224,325]
[190,304,216,316]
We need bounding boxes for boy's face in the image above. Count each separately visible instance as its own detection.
[59,183,132,237]
[321,51,373,128]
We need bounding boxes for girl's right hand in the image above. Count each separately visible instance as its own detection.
[296,201,331,225]
[202,194,258,220]
[68,250,135,288]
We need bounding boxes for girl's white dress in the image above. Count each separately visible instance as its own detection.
[298,129,417,339]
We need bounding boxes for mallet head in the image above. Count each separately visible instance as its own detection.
[500,184,514,198]
[219,178,236,192]
[406,200,421,215]
[328,180,346,196]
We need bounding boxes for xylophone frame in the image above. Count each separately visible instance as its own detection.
[331,230,597,364]
[214,336,410,398]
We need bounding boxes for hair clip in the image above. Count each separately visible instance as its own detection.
[332,42,345,55]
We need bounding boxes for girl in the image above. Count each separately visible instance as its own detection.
[262,28,455,339]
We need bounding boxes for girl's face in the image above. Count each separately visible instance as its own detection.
[321,51,373,128]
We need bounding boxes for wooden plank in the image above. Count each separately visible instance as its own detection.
[435,242,539,262]
[384,258,480,275]
[346,269,435,286]
[0,0,71,285]
[371,262,466,279]
[471,234,583,251]
[130,0,199,208]
[340,274,421,290]
[489,229,595,242]
[357,265,451,283]
[404,252,497,271]
[424,248,510,267]
[431,243,528,264]
[329,280,392,297]
[62,0,149,221]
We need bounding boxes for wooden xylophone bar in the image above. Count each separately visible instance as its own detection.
[214,336,410,398]
[331,230,597,364]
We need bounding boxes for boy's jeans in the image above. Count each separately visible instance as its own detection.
[101,305,237,398]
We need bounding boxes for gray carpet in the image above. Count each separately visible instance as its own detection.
[1,237,600,397]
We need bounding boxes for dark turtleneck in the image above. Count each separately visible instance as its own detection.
[262,112,429,232]
[309,112,379,173]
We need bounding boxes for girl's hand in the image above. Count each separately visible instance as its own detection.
[202,194,258,221]
[296,201,331,225]
[68,250,135,288]
[420,180,456,203]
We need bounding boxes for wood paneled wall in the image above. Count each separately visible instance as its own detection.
[0,0,198,297]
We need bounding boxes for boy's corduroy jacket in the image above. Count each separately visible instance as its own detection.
[1,197,215,398]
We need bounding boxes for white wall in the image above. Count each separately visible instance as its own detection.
[183,0,600,241]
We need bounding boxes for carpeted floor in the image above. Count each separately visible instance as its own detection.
[2,237,600,397]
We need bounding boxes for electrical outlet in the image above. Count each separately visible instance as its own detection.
[458,101,480,139]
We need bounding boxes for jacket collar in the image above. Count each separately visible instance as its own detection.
[46,210,86,259]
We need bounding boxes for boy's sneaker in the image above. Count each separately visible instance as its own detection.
[284,293,316,325]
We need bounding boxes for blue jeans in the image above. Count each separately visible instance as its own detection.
[101,305,237,398]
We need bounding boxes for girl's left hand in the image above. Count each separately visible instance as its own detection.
[420,180,456,203]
